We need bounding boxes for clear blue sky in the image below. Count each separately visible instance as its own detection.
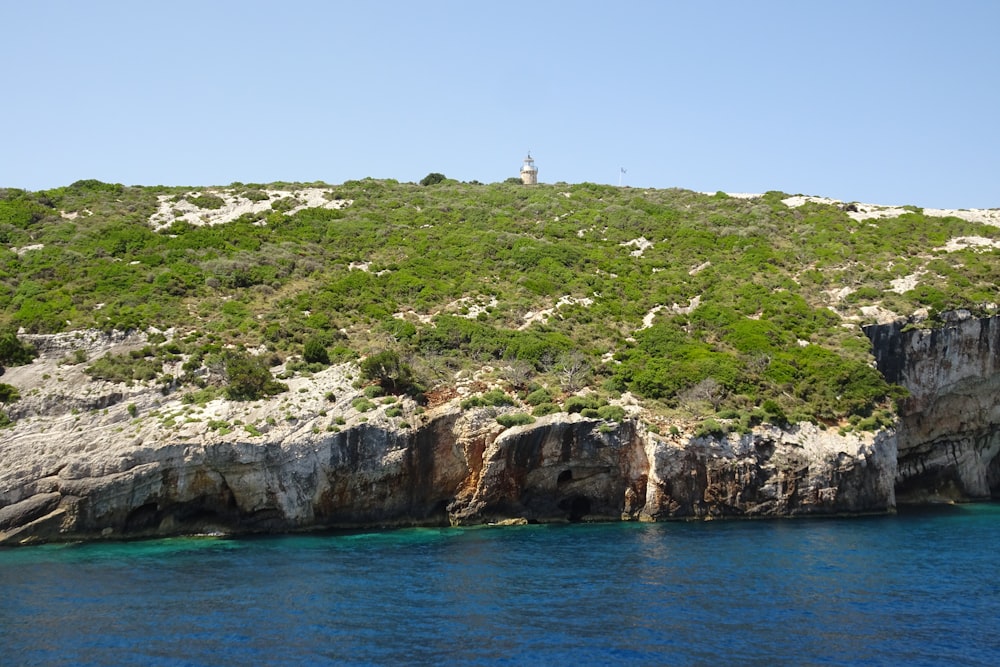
[3,0,998,208]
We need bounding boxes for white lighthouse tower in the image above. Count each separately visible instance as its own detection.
[520,152,538,185]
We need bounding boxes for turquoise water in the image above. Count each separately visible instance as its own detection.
[3,506,1000,666]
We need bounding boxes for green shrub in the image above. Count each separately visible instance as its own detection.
[271,196,299,212]
[364,384,384,399]
[420,173,446,186]
[360,349,418,394]
[461,388,514,409]
[385,406,403,418]
[694,419,728,439]
[496,412,534,428]
[180,387,217,405]
[761,399,788,426]
[524,387,554,406]
[564,395,599,414]
[303,337,330,365]
[242,189,269,202]
[0,331,36,367]
[0,383,20,403]
[223,351,287,400]
[531,402,561,417]
[596,404,626,421]
[328,345,357,363]
[86,353,161,385]
[351,397,376,412]
[207,419,232,434]
[187,193,226,209]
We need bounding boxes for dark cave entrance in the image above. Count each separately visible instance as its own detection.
[558,495,592,522]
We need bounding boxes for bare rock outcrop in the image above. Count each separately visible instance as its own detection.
[866,315,1000,503]
[641,423,896,519]
[447,413,649,524]
[0,409,896,545]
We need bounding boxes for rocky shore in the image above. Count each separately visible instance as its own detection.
[2,315,998,545]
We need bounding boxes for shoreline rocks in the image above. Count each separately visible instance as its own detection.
[4,315,1000,546]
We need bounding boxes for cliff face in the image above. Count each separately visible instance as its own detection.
[641,424,896,519]
[866,315,1000,503]
[0,367,896,546]
[0,330,900,545]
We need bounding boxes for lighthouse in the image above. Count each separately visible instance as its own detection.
[520,152,538,185]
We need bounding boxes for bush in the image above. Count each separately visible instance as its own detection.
[694,419,728,439]
[496,412,534,428]
[531,402,561,417]
[0,383,20,403]
[564,395,600,414]
[303,337,330,365]
[351,397,376,412]
[0,331,36,367]
[224,351,287,400]
[761,399,788,426]
[461,389,514,409]
[86,353,161,385]
[187,193,226,209]
[420,173,446,186]
[596,404,626,421]
[524,387,554,406]
[360,350,418,394]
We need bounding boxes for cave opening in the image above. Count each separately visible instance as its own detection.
[558,495,592,522]
[557,469,573,487]
[124,503,160,532]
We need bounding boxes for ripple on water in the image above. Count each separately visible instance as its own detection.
[2,506,1000,666]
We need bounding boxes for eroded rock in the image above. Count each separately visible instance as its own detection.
[866,316,1000,502]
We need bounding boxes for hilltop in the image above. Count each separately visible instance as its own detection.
[2,178,999,432]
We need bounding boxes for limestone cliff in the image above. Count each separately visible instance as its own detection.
[641,423,896,519]
[866,314,1000,503]
[0,330,899,545]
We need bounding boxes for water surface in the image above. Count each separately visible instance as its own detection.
[3,505,1000,665]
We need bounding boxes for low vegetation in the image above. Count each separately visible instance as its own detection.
[2,177,997,428]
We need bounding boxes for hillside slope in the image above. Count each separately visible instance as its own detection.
[2,179,999,430]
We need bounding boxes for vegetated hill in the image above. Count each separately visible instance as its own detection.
[1,178,998,432]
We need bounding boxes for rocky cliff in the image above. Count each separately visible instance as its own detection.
[866,314,1000,503]
[0,331,899,545]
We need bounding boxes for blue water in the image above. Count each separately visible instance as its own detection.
[2,506,1000,666]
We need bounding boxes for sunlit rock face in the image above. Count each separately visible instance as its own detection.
[639,423,896,519]
[0,409,472,545]
[0,324,926,545]
[866,315,1000,503]
[0,403,895,546]
[446,413,649,525]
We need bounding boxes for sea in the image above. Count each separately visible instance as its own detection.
[2,504,1000,666]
